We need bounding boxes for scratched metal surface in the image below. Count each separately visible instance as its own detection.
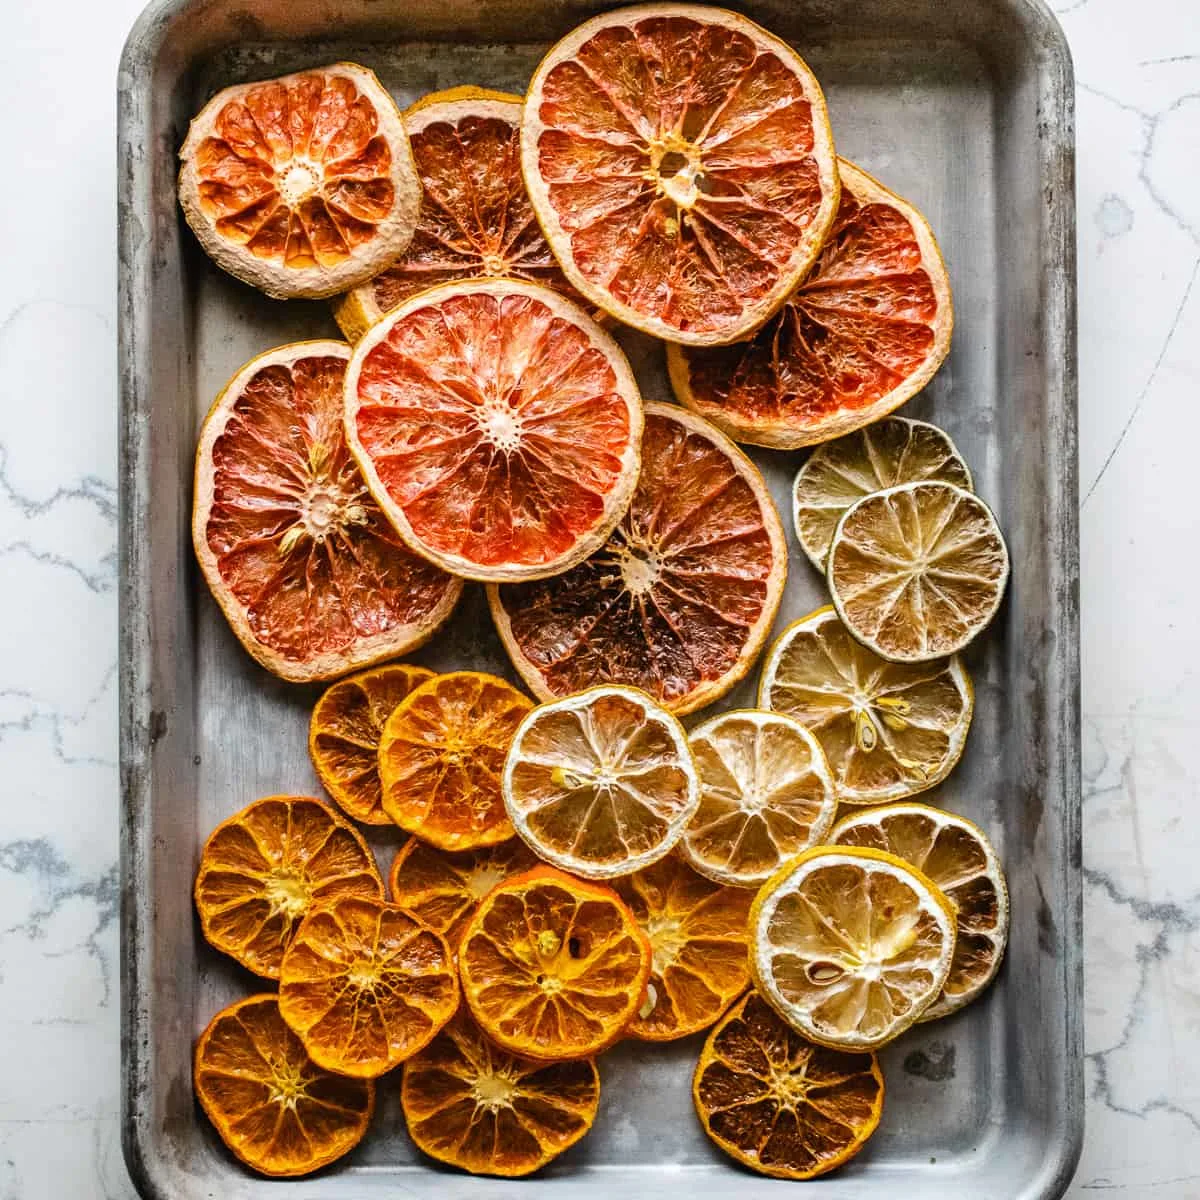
[118,1,1080,1195]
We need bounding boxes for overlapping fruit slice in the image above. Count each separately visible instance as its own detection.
[521,4,840,344]
[179,64,421,298]
[401,1010,601,1176]
[489,404,786,715]
[193,341,461,681]
[345,279,643,581]
[668,159,953,447]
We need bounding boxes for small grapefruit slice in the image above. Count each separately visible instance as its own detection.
[344,279,643,582]
[193,341,461,682]
[521,4,840,344]
[668,159,953,447]
[179,63,421,299]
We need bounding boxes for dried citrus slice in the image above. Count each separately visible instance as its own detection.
[178,64,420,299]
[668,159,953,447]
[614,855,752,1040]
[377,672,533,851]
[502,685,699,879]
[489,404,785,715]
[828,481,1010,662]
[401,1010,600,1176]
[309,662,434,824]
[458,865,652,1059]
[345,279,643,582]
[693,990,883,1180]
[683,709,837,887]
[334,88,583,341]
[278,894,458,1078]
[831,802,1009,1020]
[759,606,973,806]
[521,4,839,344]
[193,341,461,682]
[194,795,383,979]
[387,836,539,946]
[194,994,374,1177]
[792,417,973,570]
[749,845,957,1050]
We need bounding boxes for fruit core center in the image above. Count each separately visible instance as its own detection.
[268,1061,309,1108]
[773,1067,812,1106]
[279,160,320,206]
[347,958,382,990]
[264,869,311,919]
[645,914,685,975]
[480,250,510,276]
[648,136,706,210]
[472,1071,517,1108]
[479,401,523,452]
[291,474,368,550]
[620,547,663,596]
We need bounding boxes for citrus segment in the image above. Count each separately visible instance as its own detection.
[194,795,383,979]
[489,403,785,715]
[345,279,643,581]
[521,4,840,344]
[668,159,953,447]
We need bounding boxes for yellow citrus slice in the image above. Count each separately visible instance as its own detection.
[828,481,1009,662]
[831,802,1009,1019]
[178,63,420,299]
[502,685,699,879]
[749,845,957,1050]
[759,606,973,806]
[683,709,837,887]
[521,3,840,344]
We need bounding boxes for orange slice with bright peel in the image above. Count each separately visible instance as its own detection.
[193,341,461,682]
[179,63,420,299]
[488,403,786,715]
[194,994,374,1177]
[377,671,533,851]
[458,865,652,1060]
[278,894,458,1078]
[194,795,383,979]
[344,278,643,583]
[521,4,840,345]
[693,990,883,1179]
[668,158,954,447]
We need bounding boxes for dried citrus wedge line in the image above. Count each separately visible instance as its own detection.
[401,1010,600,1176]
[179,63,420,299]
[614,855,752,1040]
[693,990,883,1179]
[458,865,652,1060]
[831,802,1009,1019]
[194,795,383,979]
[750,845,957,1051]
[759,606,973,805]
[194,994,374,1177]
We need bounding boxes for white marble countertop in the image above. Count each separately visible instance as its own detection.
[1,0,1196,1195]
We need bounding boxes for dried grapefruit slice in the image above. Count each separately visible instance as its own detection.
[488,403,786,715]
[344,279,643,582]
[521,4,839,344]
[194,795,383,979]
[193,341,461,682]
[179,64,420,299]
[668,159,953,447]
[194,994,374,1177]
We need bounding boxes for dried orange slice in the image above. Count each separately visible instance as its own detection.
[401,1010,600,1176]
[345,279,643,582]
[693,990,883,1180]
[334,88,583,341]
[193,341,461,682]
[502,685,699,879]
[614,855,752,1040]
[458,865,652,1060]
[194,994,374,1177]
[489,403,785,715]
[521,4,839,344]
[309,662,434,824]
[377,671,533,851]
[194,795,383,979]
[278,894,458,1078]
[179,64,420,299]
[668,159,953,447]
[831,802,1009,1020]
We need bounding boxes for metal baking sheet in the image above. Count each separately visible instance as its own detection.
[118,1,1081,1196]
